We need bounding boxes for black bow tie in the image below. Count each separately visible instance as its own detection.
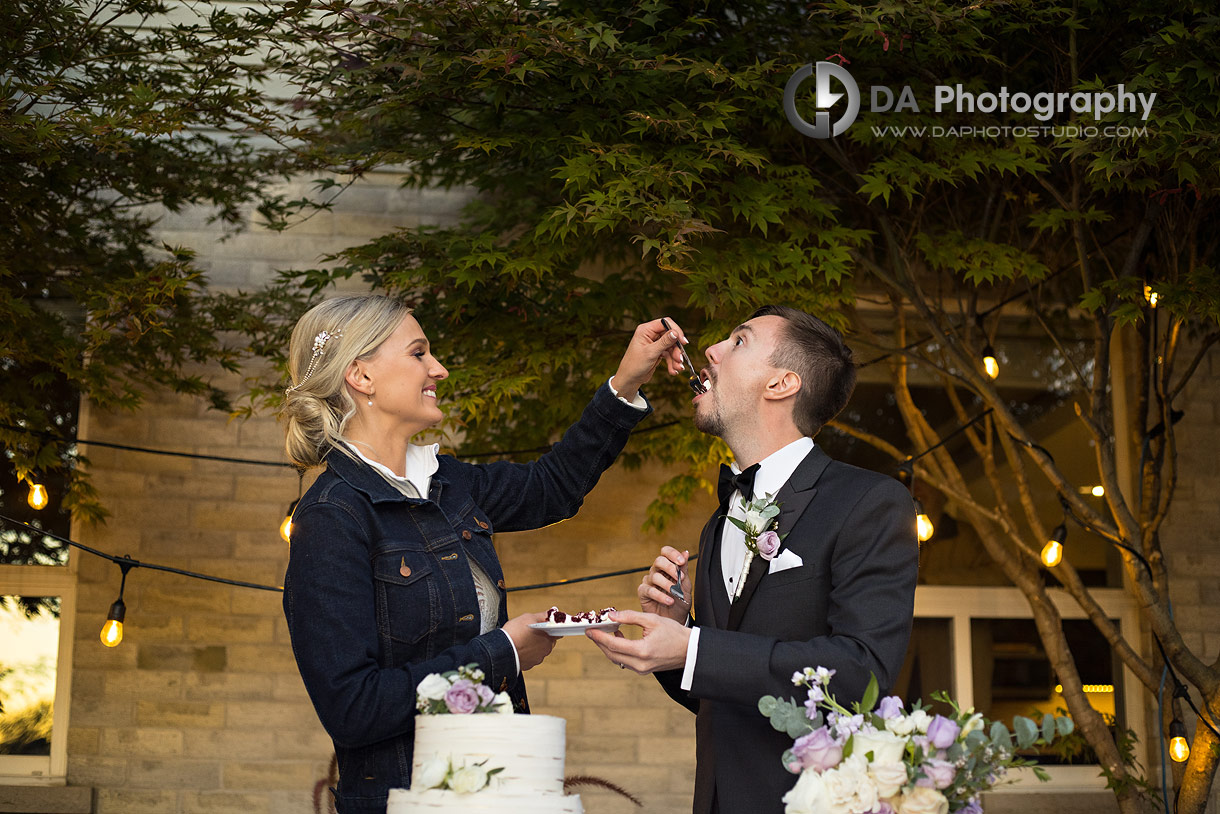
[718,463,760,505]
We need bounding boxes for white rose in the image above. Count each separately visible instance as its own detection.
[782,769,829,814]
[886,715,916,737]
[417,673,452,701]
[415,757,450,790]
[824,754,877,813]
[493,692,514,713]
[898,786,949,814]
[853,728,907,764]
[960,712,984,738]
[907,710,932,734]
[450,764,489,794]
[869,760,909,798]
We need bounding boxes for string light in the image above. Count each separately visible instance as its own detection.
[27,480,48,510]
[914,498,934,543]
[1041,522,1067,567]
[1054,684,1113,694]
[100,560,134,647]
[1144,284,1159,309]
[279,499,299,543]
[279,469,305,542]
[981,344,1000,380]
[1169,719,1190,763]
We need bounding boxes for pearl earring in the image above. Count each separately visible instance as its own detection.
[367,396,373,406]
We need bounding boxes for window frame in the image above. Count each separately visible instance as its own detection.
[914,584,1145,792]
[0,563,77,783]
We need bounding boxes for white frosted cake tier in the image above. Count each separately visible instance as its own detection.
[387,787,583,813]
[388,713,583,813]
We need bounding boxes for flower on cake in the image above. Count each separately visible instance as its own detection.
[759,666,1075,813]
[727,493,786,601]
[415,663,513,715]
[415,756,503,794]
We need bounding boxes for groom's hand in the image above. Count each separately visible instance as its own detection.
[586,610,689,674]
[639,546,691,623]
[611,318,691,403]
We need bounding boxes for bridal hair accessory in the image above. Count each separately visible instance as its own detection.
[285,329,343,393]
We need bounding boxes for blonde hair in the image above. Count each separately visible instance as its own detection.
[281,295,413,468]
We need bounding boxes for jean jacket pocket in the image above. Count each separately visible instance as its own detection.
[372,549,439,650]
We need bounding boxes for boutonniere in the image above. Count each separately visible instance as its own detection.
[727,494,786,601]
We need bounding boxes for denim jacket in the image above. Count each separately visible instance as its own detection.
[283,383,650,813]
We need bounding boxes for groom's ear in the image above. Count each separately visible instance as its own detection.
[762,370,801,402]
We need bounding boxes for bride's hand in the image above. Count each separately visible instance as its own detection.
[502,611,557,671]
[639,546,690,622]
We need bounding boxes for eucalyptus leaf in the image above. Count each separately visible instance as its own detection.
[1013,716,1038,749]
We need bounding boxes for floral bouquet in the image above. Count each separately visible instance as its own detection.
[759,667,1074,814]
[413,664,512,794]
[414,663,513,715]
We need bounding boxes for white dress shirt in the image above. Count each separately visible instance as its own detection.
[681,436,815,690]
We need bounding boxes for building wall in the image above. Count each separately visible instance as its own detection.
[48,179,1220,814]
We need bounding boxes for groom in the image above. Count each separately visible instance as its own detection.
[588,305,919,814]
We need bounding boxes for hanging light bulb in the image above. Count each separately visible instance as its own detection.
[100,560,133,647]
[914,498,934,543]
[1041,522,1067,567]
[279,497,301,543]
[100,597,126,647]
[28,481,48,510]
[981,344,1000,380]
[1169,719,1190,763]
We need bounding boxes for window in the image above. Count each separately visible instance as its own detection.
[1,376,78,781]
[900,587,1143,790]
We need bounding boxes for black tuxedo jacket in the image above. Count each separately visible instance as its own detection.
[656,445,919,814]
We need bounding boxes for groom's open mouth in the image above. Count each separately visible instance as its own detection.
[692,370,714,402]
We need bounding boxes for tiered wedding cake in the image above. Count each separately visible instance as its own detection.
[387,713,583,813]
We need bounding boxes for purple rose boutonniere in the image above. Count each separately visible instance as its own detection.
[727,494,786,601]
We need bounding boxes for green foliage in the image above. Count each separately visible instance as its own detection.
[0,699,52,756]
[222,0,1218,536]
[0,0,291,524]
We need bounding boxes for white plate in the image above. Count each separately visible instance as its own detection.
[529,620,620,637]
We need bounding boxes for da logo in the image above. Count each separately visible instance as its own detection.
[783,61,861,138]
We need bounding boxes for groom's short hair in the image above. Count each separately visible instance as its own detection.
[750,305,856,437]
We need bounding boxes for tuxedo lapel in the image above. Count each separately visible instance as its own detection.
[725,446,832,631]
[694,509,722,628]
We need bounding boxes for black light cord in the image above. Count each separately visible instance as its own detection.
[0,513,283,593]
[1153,635,1220,742]
[0,513,689,595]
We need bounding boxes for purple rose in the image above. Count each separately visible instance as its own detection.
[476,683,495,707]
[756,530,781,560]
[877,695,904,720]
[870,803,897,814]
[792,727,843,772]
[959,798,983,814]
[443,679,481,714]
[926,715,961,749]
[917,758,956,790]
